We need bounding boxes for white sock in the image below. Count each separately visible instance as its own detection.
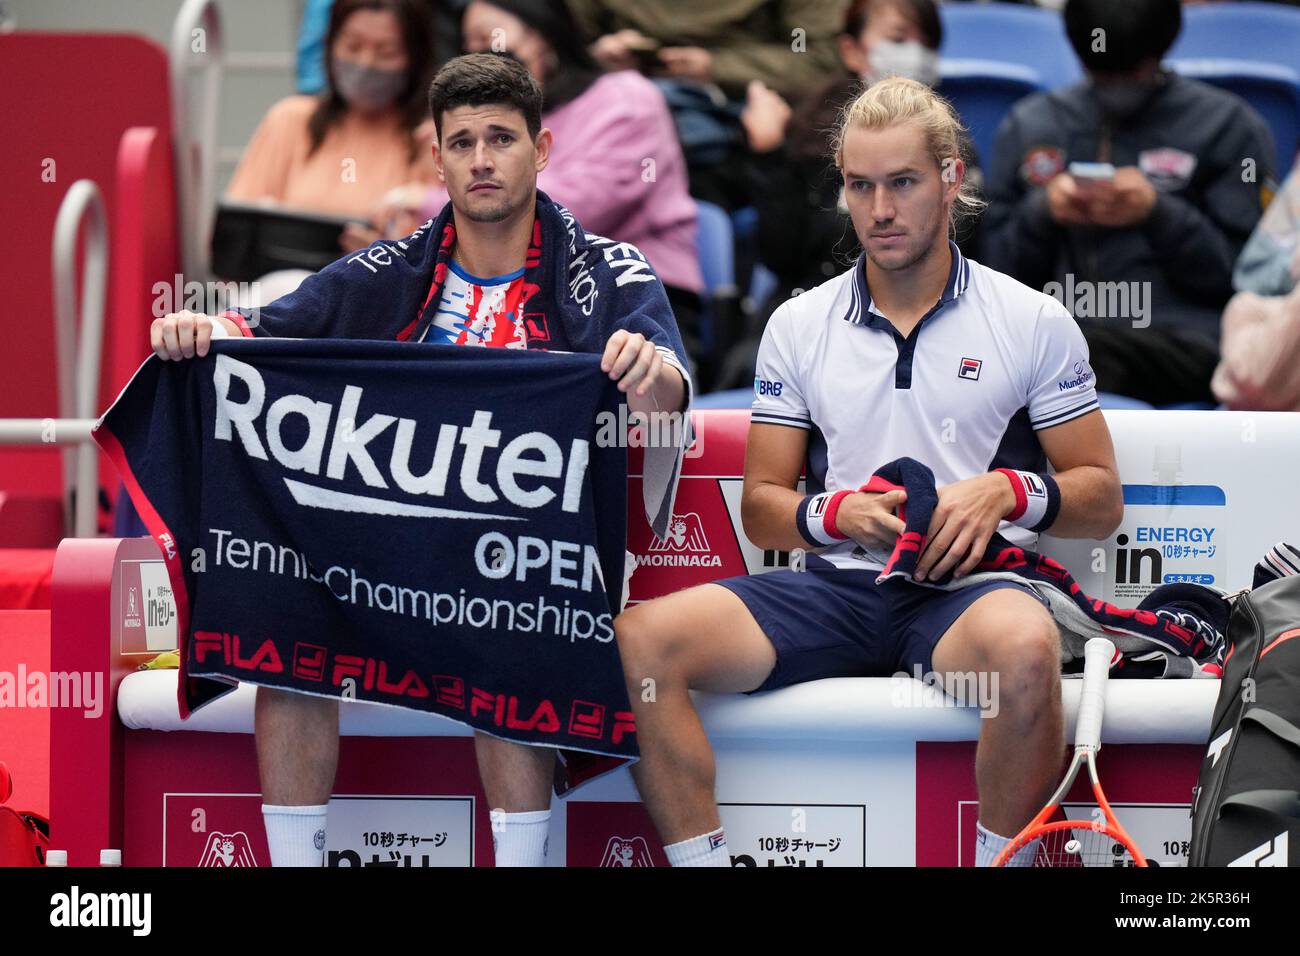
[975,820,1039,867]
[261,803,328,867]
[664,827,730,867]
[491,809,551,867]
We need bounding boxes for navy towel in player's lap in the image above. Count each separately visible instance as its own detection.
[866,457,1231,678]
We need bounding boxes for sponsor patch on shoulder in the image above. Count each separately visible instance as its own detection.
[1139,147,1197,190]
[1057,358,1095,392]
[1022,145,1066,186]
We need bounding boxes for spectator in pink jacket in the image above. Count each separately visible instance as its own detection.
[382,0,704,348]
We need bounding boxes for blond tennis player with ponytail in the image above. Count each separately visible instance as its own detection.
[615,77,1124,867]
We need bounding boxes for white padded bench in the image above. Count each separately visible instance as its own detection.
[118,669,1220,745]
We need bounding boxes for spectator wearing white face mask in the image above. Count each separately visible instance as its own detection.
[737,0,979,331]
[226,0,441,252]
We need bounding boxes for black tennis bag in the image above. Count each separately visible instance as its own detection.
[1189,575,1300,866]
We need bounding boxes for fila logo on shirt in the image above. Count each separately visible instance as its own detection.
[958,357,982,381]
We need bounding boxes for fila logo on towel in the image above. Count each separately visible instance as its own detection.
[709,830,727,851]
[197,831,259,867]
[958,357,982,381]
[599,835,656,867]
[158,531,177,560]
[1229,831,1289,867]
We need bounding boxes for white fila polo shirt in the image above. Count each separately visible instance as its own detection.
[752,241,1099,570]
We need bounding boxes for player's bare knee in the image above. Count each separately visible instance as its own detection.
[986,610,1060,705]
[614,603,680,688]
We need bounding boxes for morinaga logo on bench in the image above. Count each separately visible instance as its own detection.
[213,354,591,522]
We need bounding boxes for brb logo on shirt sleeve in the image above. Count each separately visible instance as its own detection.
[754,377,784,397]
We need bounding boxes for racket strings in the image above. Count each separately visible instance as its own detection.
[1030,826,1137,867]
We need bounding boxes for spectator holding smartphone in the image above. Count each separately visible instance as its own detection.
[983,0,1276,405]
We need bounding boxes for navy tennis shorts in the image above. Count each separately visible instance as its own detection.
[714,567,1043,693]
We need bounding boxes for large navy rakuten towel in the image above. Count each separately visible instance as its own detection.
[95,338,639,765]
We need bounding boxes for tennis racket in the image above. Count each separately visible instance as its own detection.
[992,637,1148,867]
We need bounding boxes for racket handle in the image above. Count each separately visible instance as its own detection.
[1074,637,1115,752]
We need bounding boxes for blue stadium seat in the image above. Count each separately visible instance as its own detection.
[695,200,735,294]
[748,263,779,310]
[1097,392,1155,411]
[730,204,758,243]
[692,387,754,409]
[938,60,1044,169]
[694,200,738,355]
[1165,59,1300,177]
[1168,2,1300,69]
[938,2,1082,89]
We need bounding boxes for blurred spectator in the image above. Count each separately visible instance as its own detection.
[1213,164,1300,410]
[983,0,1275,406]
[297,0,463,94]
[383,0,705,347]
[228,0,440,251]
[571,0,846,101]
[569,1,849,207]
[1234,161,1300,296]
[742,0,979,322]
[1211,285,1300,410]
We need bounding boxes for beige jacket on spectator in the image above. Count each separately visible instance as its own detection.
[227,95,437,220]
[1233,162,1300,296]
[1214,164,1300,410]
[1212,284,1300,410]
[568,0,846,100]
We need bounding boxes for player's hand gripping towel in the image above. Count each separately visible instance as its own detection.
[95,338,640,767]
[862,458,1230,677]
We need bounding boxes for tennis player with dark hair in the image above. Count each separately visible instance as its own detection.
[151,51,691,867]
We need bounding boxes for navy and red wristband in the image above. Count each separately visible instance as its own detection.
[995,468,1061,533]
[221,309,256,338]
[795,490,852,547]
